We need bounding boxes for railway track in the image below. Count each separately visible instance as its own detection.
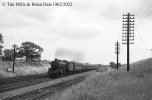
[0,74,50,93]
[0,69,103,100]
[0,70,92,94]
[4,75,86,100]
[0,78,51,93]
[0,74,47,86]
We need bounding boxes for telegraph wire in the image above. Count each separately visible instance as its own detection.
[135,0,150,16]
[133,0,142,15]
[135,28,152,55]
[134,0,152,27]
[134,0,152,55]
[136,2,152,28]
[132,0,152,57]
[117,0,152,52]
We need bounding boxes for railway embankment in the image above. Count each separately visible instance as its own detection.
[0,61,50,78]
[49,58,152,100]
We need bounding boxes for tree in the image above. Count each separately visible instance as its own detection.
[109,62,116,68]
[3,49,14,61]
[0,33,3,43]
[18,41,43,62]
[118,63,121,67]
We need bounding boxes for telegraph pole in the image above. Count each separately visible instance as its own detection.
[115,41,120,69]
[12,44,18,72]
[122,13,135,71]
[0,33,3,58]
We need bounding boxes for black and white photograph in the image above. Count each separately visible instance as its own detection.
[0,0,152,100]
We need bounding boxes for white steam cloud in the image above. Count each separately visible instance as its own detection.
[55,48,86,63]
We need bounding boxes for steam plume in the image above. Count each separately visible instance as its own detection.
[55,48,86,63]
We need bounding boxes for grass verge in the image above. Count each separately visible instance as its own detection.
[46,58,152,100]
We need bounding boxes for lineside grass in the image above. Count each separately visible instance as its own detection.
[47,58,152,100]
[0,61,50,78]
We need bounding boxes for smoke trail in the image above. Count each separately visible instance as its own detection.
[55,48,86,63]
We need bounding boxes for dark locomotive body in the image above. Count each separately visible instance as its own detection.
[48,59,99,78]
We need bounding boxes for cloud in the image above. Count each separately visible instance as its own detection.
[1,0,152,64]
[97,0,151,20]
[0,11,29,28]
[98,4,122,20]
[17,7,54,22]
[0,10,42,29]
[50,25,99,40]
[0,4,55,29]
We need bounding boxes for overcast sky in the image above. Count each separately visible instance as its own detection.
[0,0,152,64]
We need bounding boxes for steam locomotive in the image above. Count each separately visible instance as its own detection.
[48,59,100,78]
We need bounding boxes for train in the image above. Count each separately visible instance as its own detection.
[48,59,100,78]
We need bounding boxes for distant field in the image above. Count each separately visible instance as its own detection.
[49,58,152,100]
[0,61,50,78]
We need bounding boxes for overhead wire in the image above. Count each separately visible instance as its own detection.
[136,1,152,28]
[116,0,152,47]
[127,0,152,61]
[114,0,151,63]
[135,28,152,55]
[116,0,152,58]
[133,0,142,15]
[133,0,152,56]
[135,0,149,16]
